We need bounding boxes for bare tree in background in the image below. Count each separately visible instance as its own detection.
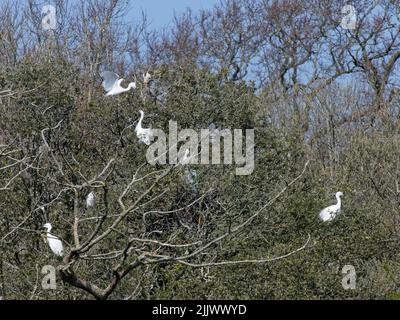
[2,0,400,300]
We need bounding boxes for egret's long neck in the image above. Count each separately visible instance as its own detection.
[117,79,124,89]
[124,82,134,91]
[336,195,341,208]
[136,112,144,130]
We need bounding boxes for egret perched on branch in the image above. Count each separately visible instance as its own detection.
[86,191,96,209]
[143,72,151,85]
[101,71,136,96]
[319,191,343,222]
[135,110,153,145]
[43,223,64,257]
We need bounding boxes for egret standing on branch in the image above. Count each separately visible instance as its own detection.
[135,110,153,145]
[319,191,343,222]
[43,223,64,257]
[101,71,136,96]
[86,191,96,209]
[143,72,151,86]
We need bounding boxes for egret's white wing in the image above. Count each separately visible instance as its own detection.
[86,192,96,209]
[319,205,339,222]
[47,234,64,257]
[101,71,120,92]
[319,208,331,222]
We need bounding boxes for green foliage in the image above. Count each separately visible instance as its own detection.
[2,4,400,300]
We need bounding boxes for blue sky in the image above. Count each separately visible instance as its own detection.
[127,0,219,30]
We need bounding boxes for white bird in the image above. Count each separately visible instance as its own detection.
[101,71,136,96]
[43,223,64,257]
[135,110,153,145]
[319,191,343,222]
[143,72,151,85]
[86,191,96,209]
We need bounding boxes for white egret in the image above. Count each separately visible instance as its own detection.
[135,110,153,145]
[86,191,96,209]
[101,71,136,96]
[143,72,151,85]
[43,223,64,257]
[319,191,343,222]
